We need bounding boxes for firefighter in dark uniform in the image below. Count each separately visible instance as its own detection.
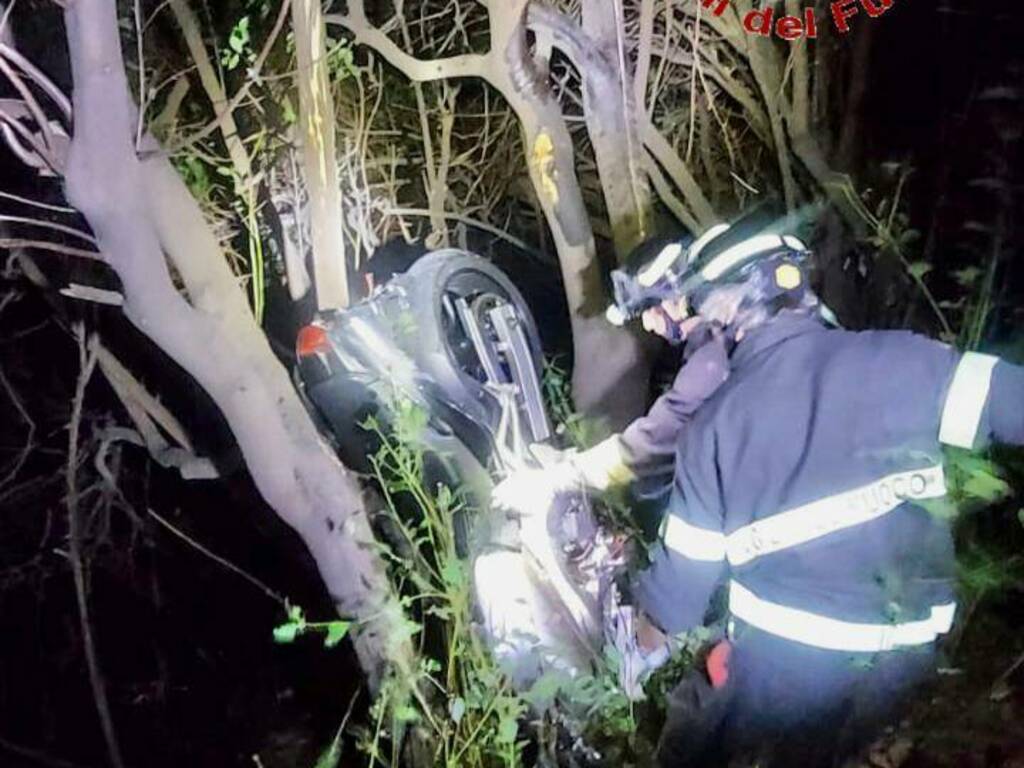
[493,221,1024,766]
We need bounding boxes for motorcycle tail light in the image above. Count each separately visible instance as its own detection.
[296,324,330,358]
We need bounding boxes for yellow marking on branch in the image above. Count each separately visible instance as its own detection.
[309,12,329,182]
[531,131,559,206]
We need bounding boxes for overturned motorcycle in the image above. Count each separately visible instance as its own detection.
[295,250,651,704]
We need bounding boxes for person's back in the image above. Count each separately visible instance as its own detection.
[491,221,1024,767]
[711,316,958,629]
[645,311,1024,766]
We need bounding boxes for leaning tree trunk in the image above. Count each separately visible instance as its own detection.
[61,0,406,689]
[490,3,654,430]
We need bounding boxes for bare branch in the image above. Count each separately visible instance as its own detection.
[0,361,35,493]
[0,190,78,213]
[0,99,63,173]
[0,42,72,119]
[59,284,124,305]
[0,213,96,243]
[382,206,531,251]
[292,0,349,307]
[93,337,218,480]
[325,8,488,82]
[640,117,716,227]
[160,0,291,157]
[0,238,101,260]
[167,0,252,183]
[148,507,286,605]
[66,329,126,768]
[0,51,56,153]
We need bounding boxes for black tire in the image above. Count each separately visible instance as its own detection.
[394,249,546,430]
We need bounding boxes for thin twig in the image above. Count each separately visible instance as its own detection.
[147,507,287,606]
[0,106,60,172]
[380,206,532,252]
[0,731,95,768]
[159,0,291,158]
[0,42,72,119]
[0,190,78,213]
[0,238,101,260]
[133,0,146,149]
[0,53,56,152]
[0,363,35,491]
[0,214,96,243]
[67,329,126,768]
[0,0,15,45]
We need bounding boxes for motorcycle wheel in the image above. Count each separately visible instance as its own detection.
[394,248,547,441]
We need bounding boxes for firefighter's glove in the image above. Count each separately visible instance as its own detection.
[490,438,637,517]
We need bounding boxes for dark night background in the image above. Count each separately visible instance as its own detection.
[2,1,1024,767]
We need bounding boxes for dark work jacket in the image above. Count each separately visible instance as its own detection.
[635,312,1024,637]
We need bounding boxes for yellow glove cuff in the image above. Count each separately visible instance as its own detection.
[572,436,636,491]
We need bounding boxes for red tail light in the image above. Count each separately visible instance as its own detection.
[296,324,330,358]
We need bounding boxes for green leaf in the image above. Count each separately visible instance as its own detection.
[962,470,1011,502]
[394,705,420,723]
[323,621,351,648]
[424,604,453,621]
[281,95,297,125]
[907,262,932,280]
[273,622,300,644]
[441,558,464,588]
[436,483,453,511]
[448,697,465,724]
[288,604,306,624]
[228,15,250,53]
[953,266,983,288]
[899,229,921,246]
[497,716,518,744]
[522,671,565,711]
[313,735,342,768]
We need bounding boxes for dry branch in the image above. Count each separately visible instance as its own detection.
[66,330,125,768]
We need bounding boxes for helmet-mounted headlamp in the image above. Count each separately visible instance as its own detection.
[605,223,811,327]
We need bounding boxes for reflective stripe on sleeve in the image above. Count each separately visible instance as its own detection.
[727,465,947,566]
[729,580,956,653]
[663,514,727,562]
[939,352,999,449]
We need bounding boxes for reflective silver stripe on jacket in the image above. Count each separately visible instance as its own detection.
[939,352,998,449]
[729,580,956,652]
[663,464,947,565]
[662,516,727,562]
[727,464,946,565]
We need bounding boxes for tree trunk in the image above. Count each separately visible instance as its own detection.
[578,0,654,258]
[489,4,651,428]
[62,0,404,688]
[293,0,349,309]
